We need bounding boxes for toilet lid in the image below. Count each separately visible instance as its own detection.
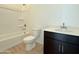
[24,36,35,40]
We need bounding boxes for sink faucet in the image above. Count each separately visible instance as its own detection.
[60,22,67,29]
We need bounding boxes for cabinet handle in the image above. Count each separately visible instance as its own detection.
[59,44,60,53]
[62,45,64,53]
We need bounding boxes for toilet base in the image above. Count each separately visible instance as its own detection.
[25,43,36,51]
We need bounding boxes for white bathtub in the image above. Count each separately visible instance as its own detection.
[0,32,25,52]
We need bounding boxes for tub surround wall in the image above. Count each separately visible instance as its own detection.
[0,8,18,34]
[0,7,28,34]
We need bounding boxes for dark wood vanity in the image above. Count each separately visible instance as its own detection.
[44,31,79,54]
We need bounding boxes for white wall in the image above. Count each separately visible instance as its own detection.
[27,4,79,28]
[27,4,62,29]
[25,4,79,44]
[62,4,79,27]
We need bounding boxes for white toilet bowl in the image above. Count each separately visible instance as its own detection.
[24,36,36,51]
[23,28,41,51]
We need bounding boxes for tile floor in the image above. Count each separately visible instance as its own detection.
[24,43,43,54]
[3,41,43,54]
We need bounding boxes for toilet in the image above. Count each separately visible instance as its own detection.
[23,28,41,51]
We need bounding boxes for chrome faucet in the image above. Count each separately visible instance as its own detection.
[60,22,67,29]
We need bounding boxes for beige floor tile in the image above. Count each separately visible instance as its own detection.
[3,41,43,54]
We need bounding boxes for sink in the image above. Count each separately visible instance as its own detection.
[55,28,72,32]
[45,27,79,36]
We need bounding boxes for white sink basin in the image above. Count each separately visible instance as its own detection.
[55,28,72,32]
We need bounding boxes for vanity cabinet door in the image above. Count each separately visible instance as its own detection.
[62,42,79,54]
[44,31,79,54]
[44,36,62,54]
[44,31,62,54]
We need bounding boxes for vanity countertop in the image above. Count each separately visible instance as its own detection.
[44,27,79,36]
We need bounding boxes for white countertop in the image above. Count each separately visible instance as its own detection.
[44,27,79,36]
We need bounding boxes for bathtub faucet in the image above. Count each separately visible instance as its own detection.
[24,24,26,27]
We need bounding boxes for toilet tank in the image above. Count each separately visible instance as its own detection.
[32,28,41,38]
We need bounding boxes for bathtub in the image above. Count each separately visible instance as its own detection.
[0,32,25,52]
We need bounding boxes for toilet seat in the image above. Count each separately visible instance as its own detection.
[24,36,35,41]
